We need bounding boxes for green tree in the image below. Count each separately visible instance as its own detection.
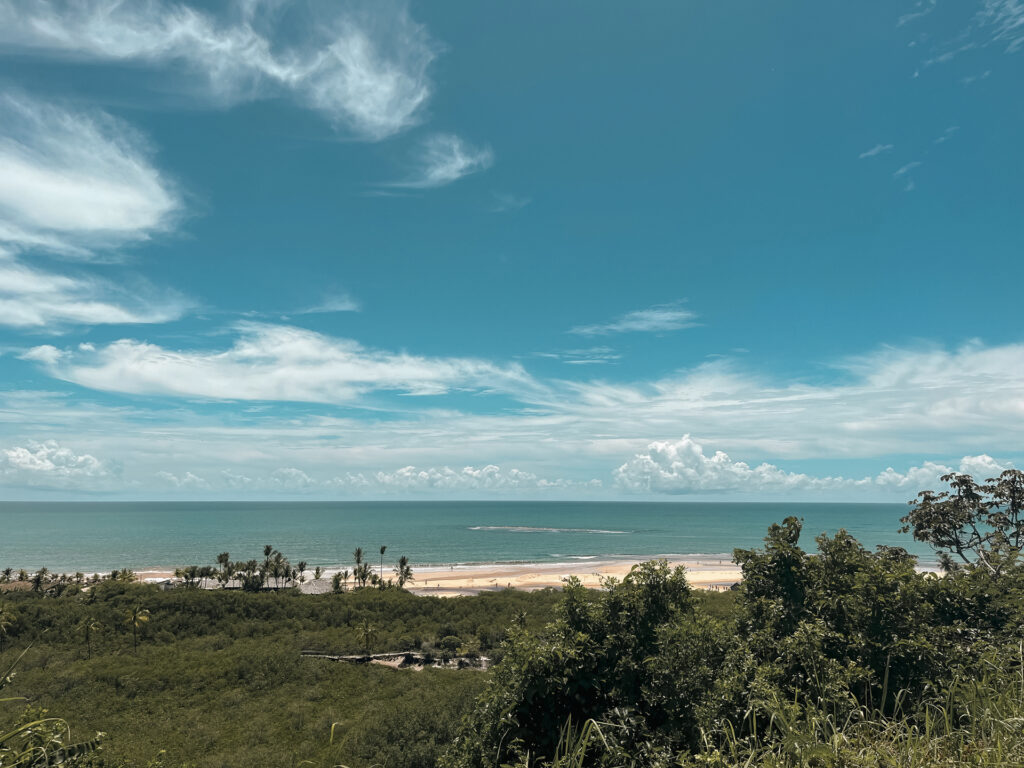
[358,618,377,653]
[30,568,49,593]
[903,469,1024,574]
[125,606,150,653]
[77,617,102,659]
[446,560,696,767]
[0,605,15,652]
[394,556,414,588]
[379,545,387,586]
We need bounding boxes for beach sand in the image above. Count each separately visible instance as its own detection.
[405,558,740,596]
[131,557,742,597]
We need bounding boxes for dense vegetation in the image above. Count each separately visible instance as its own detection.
[2,469,1023,767]
[0,584,561,767]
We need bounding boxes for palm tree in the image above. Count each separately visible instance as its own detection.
[313,566,324,580]
[353,548,364,587]
[216,552,232,587]
[1,568,12,583]
[357,618,377,653]
[30,568,49,593]
[379,546,387,586]
[394,556,414,588]
[126,606,150,653]
[341,569,350,590]
[0,605,15,652]
[297,561,307,584]
[17,569,28,583]
[78,617,102,659]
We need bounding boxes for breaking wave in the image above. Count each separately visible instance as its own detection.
[468,525,629,534]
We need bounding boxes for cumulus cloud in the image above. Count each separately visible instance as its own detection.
[614,435,1013,496]
[0,93,180,257]
[338,464,600,492]
[390,133,494,188]
[570,302,698,336]
[22,322,540,403]
[0,440,115,488]
[0,0,438,140]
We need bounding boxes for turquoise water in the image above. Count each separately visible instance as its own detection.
[0,501,930,573]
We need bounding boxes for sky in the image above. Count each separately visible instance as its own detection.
[0,0,1022,500]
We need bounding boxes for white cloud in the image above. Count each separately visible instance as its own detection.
[339,464,599,492]
[390,133,494,188]
[22,322,540,403]
[859,143,894,159]
[538,347,622,366]
[979,0,1024,53]
[296,293,361,314]
[0,93,180,256]
[893,161,922,177]
[0,439,115,488]
[156,469,208,488]
[0,258,188,328]
[570,302,698,336]
[614,435,1014,495]
[934,126,960,144]
[0,0,438,140]
[6,340,1024,497]
[490,192,531,213]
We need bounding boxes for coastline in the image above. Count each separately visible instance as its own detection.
[130,555,743,596]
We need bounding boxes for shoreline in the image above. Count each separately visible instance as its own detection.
[128,555,744,596]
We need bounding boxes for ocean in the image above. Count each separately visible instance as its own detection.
[0,500,932,574]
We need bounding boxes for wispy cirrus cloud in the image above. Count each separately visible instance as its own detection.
[295,292,362,315]
[21,322,541,403]
[893,160,922,191]
[858,143,894,159]
[0,93,188,329]
[569,302,698,336]
[537,347,622,365]
[388,133,494,188]
[897,0,936,27]
[0,0,438,140]
[0,258,188,329]
[0,93,180,257]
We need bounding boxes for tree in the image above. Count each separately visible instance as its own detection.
[126,606,150,653]
[379,545,387,586]
[297,561,307,583]
[78,617,102,659]
[446,561,696,767]
[30,568,49,593]
[394,556,414,588]
[216,552,233,587]
[313,566,324,580]
[0,605,15,652]
[358,618,377,653]
[1,568,11,583]
[902,469,1024,574]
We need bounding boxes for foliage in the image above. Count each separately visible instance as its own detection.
[0,585,559,767]
[443,561,727,766]
[902,468,1024,574]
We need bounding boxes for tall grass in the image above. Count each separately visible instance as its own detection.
[538,646,1024,768]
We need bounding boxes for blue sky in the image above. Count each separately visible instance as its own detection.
[0,0,1022,499]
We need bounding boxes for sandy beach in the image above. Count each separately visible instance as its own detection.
[130,556,741,597]
[406,558,741,596]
